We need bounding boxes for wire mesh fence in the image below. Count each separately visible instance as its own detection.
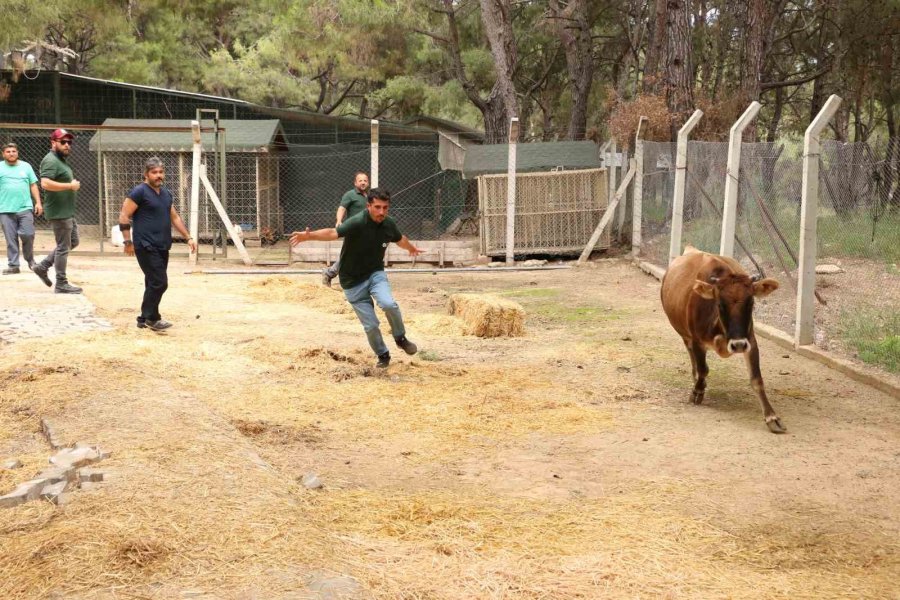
[682,140,727,255]
[641,135,900,376]
[815,139,900,373]
[638,141,676,268]
[0,124,469,262]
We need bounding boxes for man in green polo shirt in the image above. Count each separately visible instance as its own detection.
[291,187,421,368]
[34,128,82,294]
[321,171,369,287]
[0,142,43,275]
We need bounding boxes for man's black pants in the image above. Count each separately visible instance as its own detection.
[134,246,169,323]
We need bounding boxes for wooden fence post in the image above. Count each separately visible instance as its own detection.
[370,119,379,188]
[631,116,648,257]
[505,117,519,265]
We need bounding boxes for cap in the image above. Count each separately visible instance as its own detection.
[50,128,74,141]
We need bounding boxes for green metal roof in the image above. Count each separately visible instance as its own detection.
[462,140,601,178]
[88,118,287,153]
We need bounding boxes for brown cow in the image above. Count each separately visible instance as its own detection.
[660,246,785,433]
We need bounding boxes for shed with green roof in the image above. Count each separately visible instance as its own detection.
[90,118,287,239]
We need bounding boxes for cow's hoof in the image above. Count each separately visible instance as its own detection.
[690,390,704,405]
[766,417,787,434]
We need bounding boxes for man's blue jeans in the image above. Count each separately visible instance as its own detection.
[343,270,405,356]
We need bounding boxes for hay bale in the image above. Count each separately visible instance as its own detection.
[448,294,525,337]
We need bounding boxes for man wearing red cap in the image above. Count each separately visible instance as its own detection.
[34,128,82,293]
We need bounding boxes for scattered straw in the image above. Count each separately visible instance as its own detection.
[448,293,525,337]
[249,276,351,315]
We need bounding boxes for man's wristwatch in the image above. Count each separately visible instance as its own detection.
[124,240,133,247]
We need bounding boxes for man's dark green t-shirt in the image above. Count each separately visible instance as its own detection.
[335,210,402,289]
[340,189,368,219]
[40,151,76,220]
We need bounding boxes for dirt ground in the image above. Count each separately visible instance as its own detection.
[1,255,898,599]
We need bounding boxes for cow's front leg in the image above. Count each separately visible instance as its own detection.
[744,335,786,433]
[689,341,709,405]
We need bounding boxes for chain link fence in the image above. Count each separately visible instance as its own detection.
[639,135,900,376]
[638,141,676,268]
[0,124,469,263]
[682,141,726,255]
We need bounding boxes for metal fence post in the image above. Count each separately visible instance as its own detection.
[370,119,379,188]
[631,116,647,257]
[506,117,519,265]
[796,94,842,347]
[669,109,703,264]
[720,101,761,257]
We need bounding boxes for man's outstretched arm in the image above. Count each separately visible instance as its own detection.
[396,235,422,256]
[290,227,339,246]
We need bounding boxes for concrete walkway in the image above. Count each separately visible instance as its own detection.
[0,271,111,343]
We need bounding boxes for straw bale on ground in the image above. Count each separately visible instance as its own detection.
[448,294,525,337]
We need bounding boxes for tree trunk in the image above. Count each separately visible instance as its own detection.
[440,0,513,143]
[809,2,830,123]
[740,0,786,107]
[766,85,785,142]
[664,0,694,135]
[643,0,667,94]
[549,0,594,140]
[479,0,519,142]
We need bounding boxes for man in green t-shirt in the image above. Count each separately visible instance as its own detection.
[291,187,421,368]
[34,128,82,294]
[0,142,43,275]
[321,171,369,287]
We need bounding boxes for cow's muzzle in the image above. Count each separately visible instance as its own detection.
[727,338,750,353]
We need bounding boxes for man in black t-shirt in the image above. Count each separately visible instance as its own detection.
[118,157,197,331]
[290,188,421,368]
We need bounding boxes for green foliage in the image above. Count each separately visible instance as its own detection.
[839,308,900,373]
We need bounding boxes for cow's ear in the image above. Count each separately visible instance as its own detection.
[692,280,717,299]
[753,278,779,298]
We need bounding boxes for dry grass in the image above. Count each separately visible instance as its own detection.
[249,276,352,315]
[1,260,899,599]
[448,294,526,338]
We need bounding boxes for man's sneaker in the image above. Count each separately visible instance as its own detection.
[2,266,20,275]
[54,282,82,294]
[136,319,147,329]
[27,261,37,271]
[395,335,418,355]
[146,319,173,331]
[33,264,52,287]
[321,271,332,287]
[376,351,391,369]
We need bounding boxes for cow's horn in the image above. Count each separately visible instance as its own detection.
[708,276,719,283]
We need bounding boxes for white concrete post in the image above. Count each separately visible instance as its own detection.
[505,117,519,265]
[720,101,761,257]
[795,94,842,347]
[370,119,379,188]
[669,109,704,264]
[188,120,202,266]
[631,116,648,256]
